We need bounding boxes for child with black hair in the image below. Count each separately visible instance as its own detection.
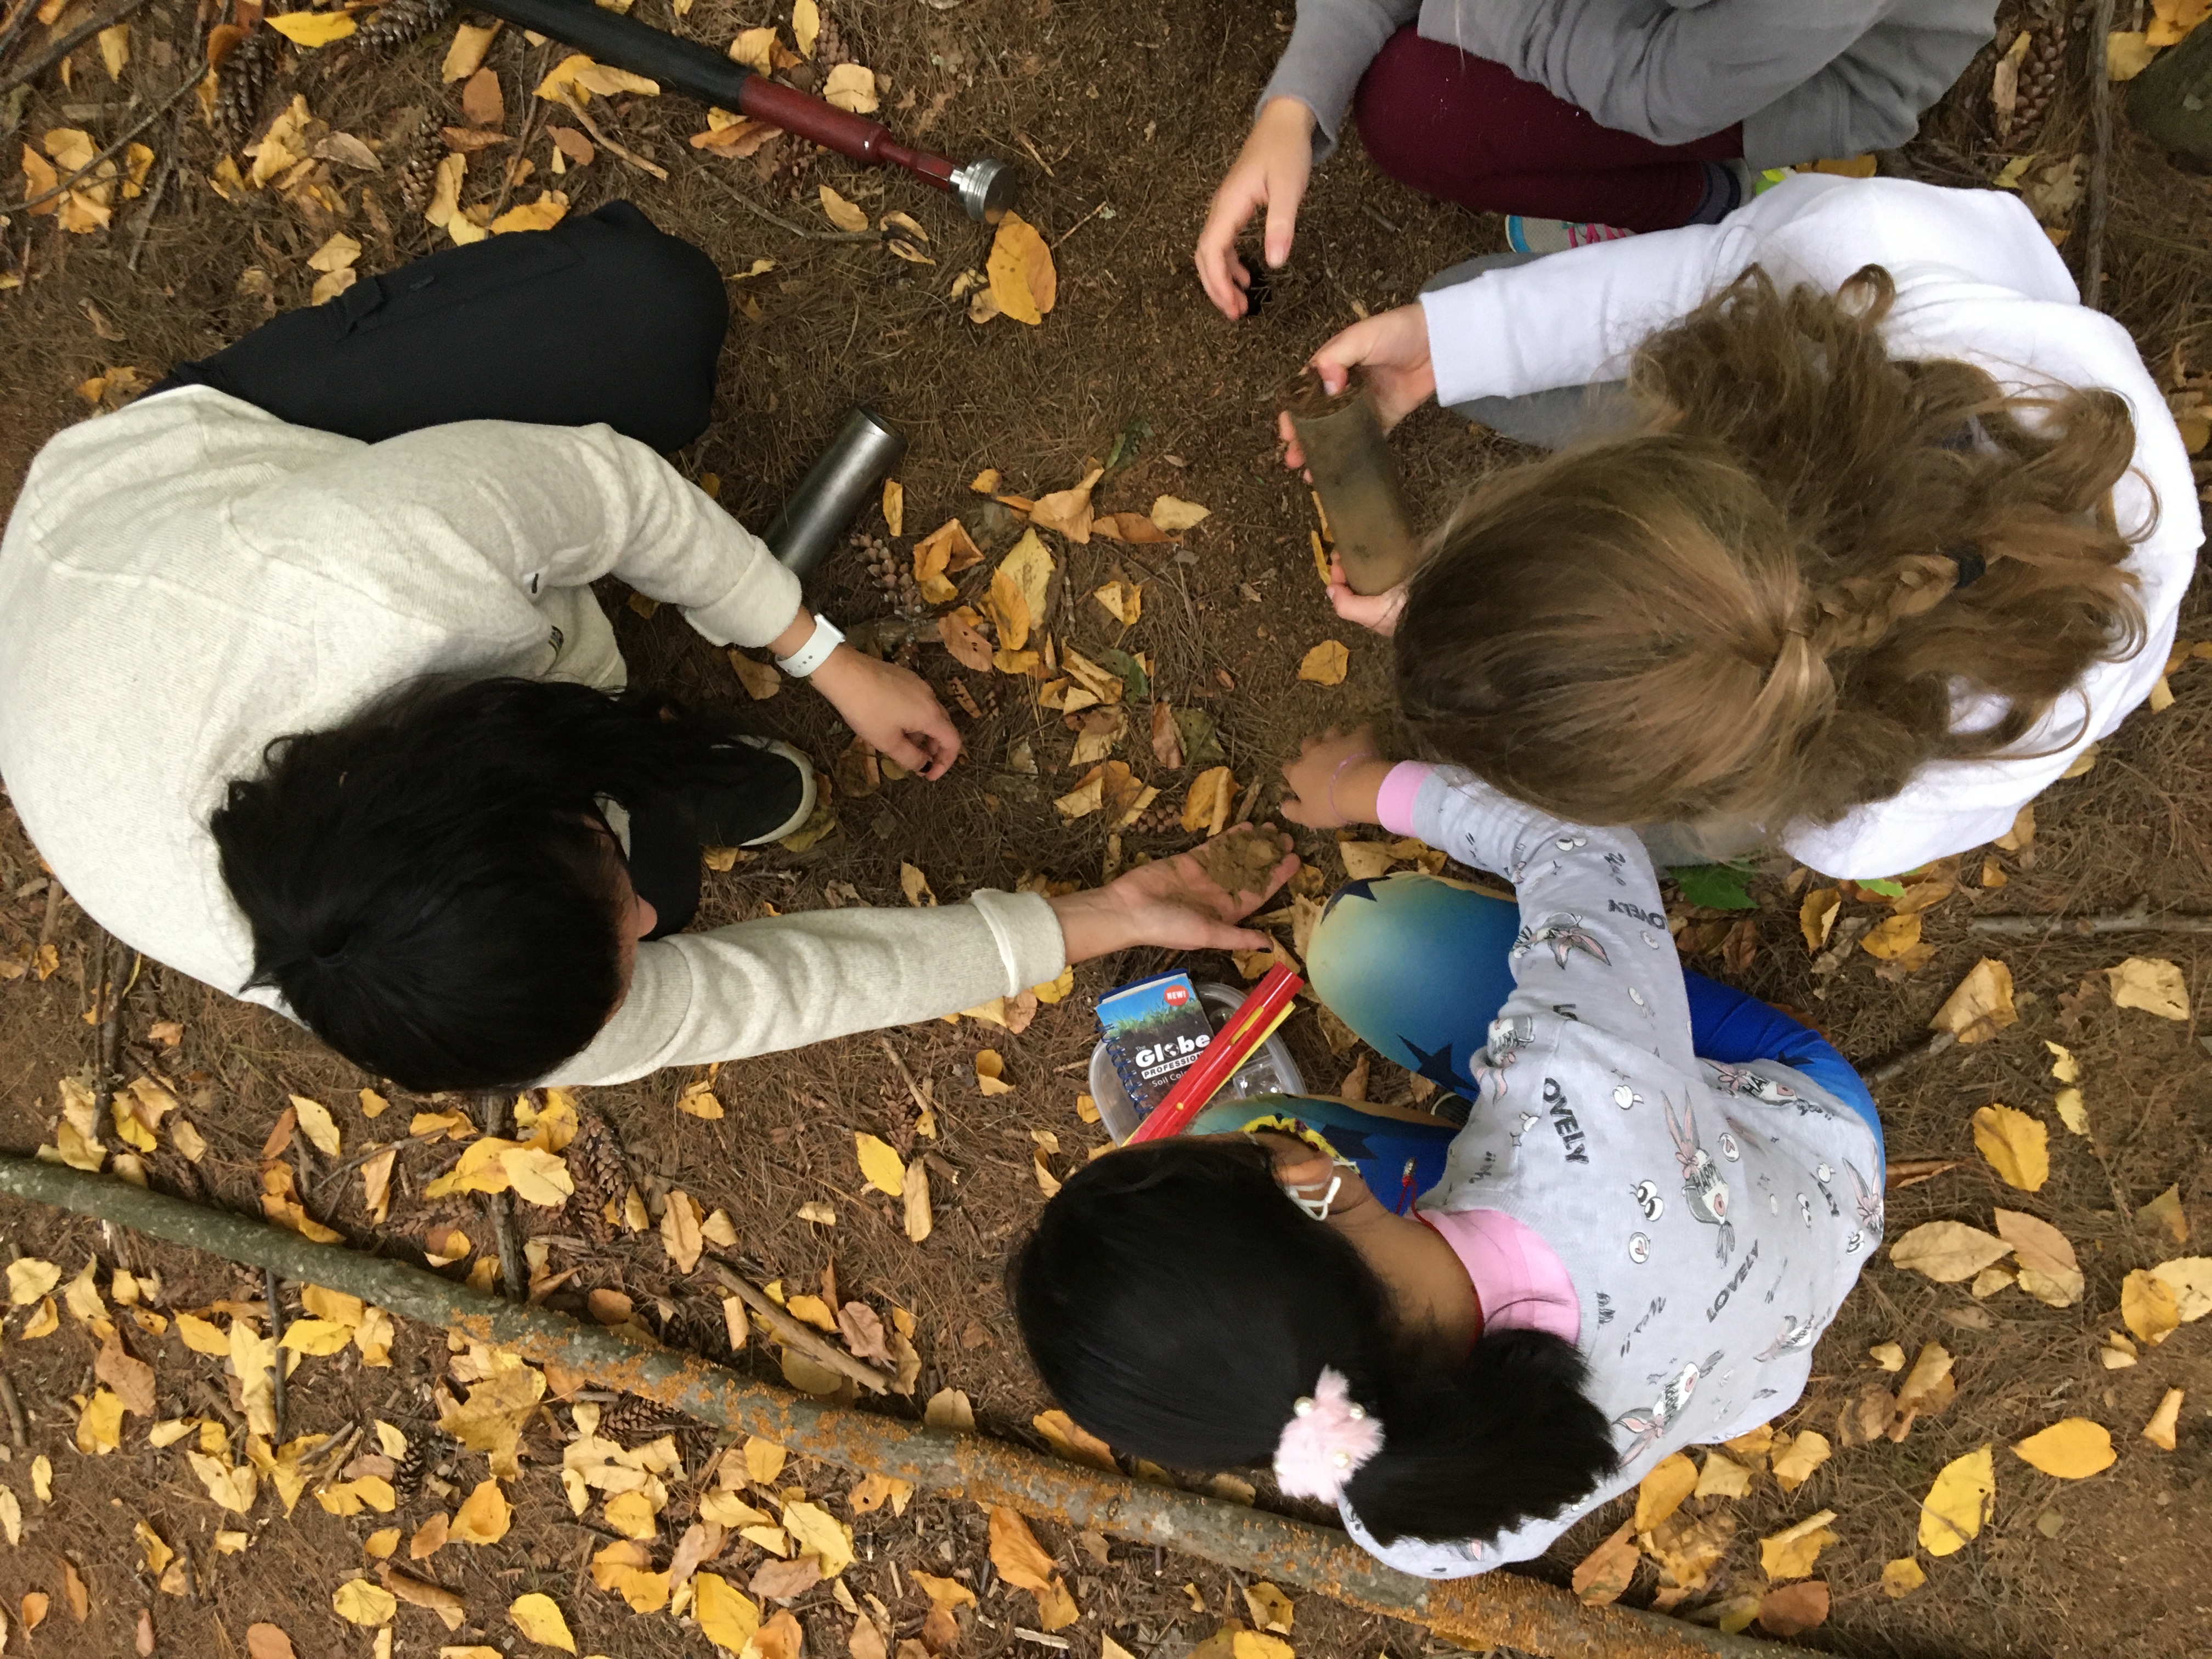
[1014,755,1882,1575]
[0,201,1296,1091]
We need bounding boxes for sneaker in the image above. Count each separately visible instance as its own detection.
[698,736,817,848]
[1505,216,1637,255]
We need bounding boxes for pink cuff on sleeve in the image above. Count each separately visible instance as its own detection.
[1374,761,1436,838]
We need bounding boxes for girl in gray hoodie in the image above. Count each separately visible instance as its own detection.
[1197,0,1996,317]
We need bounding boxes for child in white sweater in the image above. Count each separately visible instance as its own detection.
[1286,176,2200,878]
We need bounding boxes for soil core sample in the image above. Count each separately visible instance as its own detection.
[1284,368,1420,595]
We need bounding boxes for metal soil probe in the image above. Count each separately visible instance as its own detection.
[1285,368,1421,596]
[469,0,1019,220]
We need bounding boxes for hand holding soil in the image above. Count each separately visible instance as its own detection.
[1047,825,1298,962]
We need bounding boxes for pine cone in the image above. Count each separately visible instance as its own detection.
[392,1431,438,1498]
[2011,29,2067,138]
[212,28,278,153]
[597,1393,681,1443]
[815,10,848,66]
[1132,800,1181,836]
[394,111,442,214]
[563,1107,631,1243]
[354,0,454,52]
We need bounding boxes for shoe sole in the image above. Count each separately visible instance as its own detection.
[738,738,817,846]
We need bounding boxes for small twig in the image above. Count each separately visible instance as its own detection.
[877,1037,935,1119]
[1969,902,2212,935]
[697,167,879,242]
[125,140,176,273]
[1864,1030,1957,1088]
[37,879,63,947]
[307,1423,365,1497]
[549,89,667,181]
[0,61,205,213]
[0,0,153,97]
[2084,0,2115,309]
[1359,202,1402,235]
[476,1092,527,1304]
[0,1371,27,1447]
[0,0,44,72]
[710,1264,893,1395]
[265,1269,287,1435]
[1050,198,1110,250]
[88,935,118,1119]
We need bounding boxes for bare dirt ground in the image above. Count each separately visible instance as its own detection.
[1,1,2208,1656]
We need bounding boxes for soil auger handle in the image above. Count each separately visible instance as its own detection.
[466,0,1020,220]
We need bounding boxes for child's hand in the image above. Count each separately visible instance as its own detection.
[1279,727,1392,830]
[1047,825,1299,962]
[1195,99,1316,320]
[1326,554,1408,636]
[1277,304,1437,467]
[807,646,961,779]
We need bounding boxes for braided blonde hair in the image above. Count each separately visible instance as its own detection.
[1394,265,2146,834]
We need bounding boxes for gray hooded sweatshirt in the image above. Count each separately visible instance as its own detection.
[1262,0,1996,169]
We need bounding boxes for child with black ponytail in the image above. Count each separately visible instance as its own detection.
[1015,760,1885,1575]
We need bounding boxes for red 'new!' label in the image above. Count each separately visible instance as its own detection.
[1163,985,1188,1006]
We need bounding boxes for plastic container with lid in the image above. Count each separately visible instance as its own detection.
[1088,979,1306,1147]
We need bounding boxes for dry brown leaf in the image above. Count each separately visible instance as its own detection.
[1993,1209,2084,1306]
[1891,1220,2012,1283]
[1571,1519,1638,1605]
[1756,1581,1830,1638]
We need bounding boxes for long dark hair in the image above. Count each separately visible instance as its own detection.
[1396,264,2144,833]
[1009,1141,1618,1546]
[211,676,752,1091]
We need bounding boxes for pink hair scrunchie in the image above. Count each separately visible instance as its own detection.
[1271,1367,1385,1502]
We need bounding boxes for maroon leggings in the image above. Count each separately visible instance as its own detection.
[1353,27,1743,232]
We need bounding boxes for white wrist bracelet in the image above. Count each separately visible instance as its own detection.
[774,614,846,679]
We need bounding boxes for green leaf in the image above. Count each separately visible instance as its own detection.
[1102,416,1153,476]
[1671,862,1758,911]
[1094,646,1149,702]
[1172,706,1224,771]
[1855,877,1907,898]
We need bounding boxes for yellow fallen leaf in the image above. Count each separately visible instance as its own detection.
[1860,911,1923,960]
[1093,578,1143,626]
[507,1591,577,1651]
[2108,30,2162,78]
[783,1499,855,1576]
[676,1079,724,1119]
[2142,1387,2183,1450]
[1695,1450,1753,1499]
[693,1572,760,1652]
[1633,1451,1697,1534]
[1770,1429,1831,1493]
[1183,765,1236,836]
[986,212,1056,325]
[1150,495,1210,533]
[662,1189,706,1273]
[819,183,868,232]
[1918,1445,1995,1556]
[1571,1519,1639,1606]
[1033,1410,1116,1472]
[1929,958,2016,1041]
[2054,1087,2089,1135]
[975,1048,1014,1096]
[2122,1268,2180,1345]
[1799,887,1840,951]
[2012,1417,2115,1479]
[1881,1556,1925,1597]
[267,10,357,46]
[2153,1255,2212,1319]
[823,62,878,114]
[332,1579,398,1626]
[443,21,501,82]
[2106,956,2191,1020]
[855,1133,907,1197]
[1972,1104,2049,1191]
[304,235,360,275]
[537,53,658,102]
[450,1478,512,1545]
[491,190,569,234]
[1759,1509,1838,1579]
[603,1488,660,1539]
[280,1317,355,1356]
[792,0,820,55]
[796,1200,836,1225]
[7,1259,60,1305]
[1297,640,1350,686]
